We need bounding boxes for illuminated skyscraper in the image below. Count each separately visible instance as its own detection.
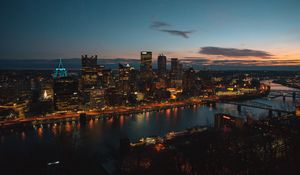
[81,55,99,89]
[140,51,152,79]
[53,77,79,111]
[118,63,133,94]
[157,54,167,77]
[54,59,67,79]
[52,58,78,111]
[81,55,101,107]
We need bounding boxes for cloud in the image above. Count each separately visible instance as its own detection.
[159,29,194,38]
[150,21,171,29]
[150,21,194,38]
[199,47,273,58]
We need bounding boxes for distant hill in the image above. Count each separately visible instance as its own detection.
[0,58,300,71]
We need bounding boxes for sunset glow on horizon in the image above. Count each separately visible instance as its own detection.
[1,0,299,68]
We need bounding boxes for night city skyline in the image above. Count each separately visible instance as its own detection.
[1,0,300,68]
[2,1,300,175]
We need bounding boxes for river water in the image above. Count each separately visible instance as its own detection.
[0,81,298,174]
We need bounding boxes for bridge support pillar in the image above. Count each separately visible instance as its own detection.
[237,105,241,113]
[269,110,273,118]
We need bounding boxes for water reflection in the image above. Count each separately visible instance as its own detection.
[21,131,26,141]
[0,81,298,174]
[119,115,124,127]
[65,122,72,133]
[37,127,43,138]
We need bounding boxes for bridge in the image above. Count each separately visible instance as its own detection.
[268,89,300,100]
[206,100,296,118]
[221,101,294,113]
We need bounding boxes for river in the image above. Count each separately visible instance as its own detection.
[0,81,298,175]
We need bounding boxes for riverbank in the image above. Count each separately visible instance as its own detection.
[0,98,202,129]
[272,79,300,90]
[0,85,271,130]
[121,115,300,175]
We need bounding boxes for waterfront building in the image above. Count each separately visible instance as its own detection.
[53,76,79,111]
[81,55,102,107]
[214,113,244,129]
[89,88,105,110]
[182,68,198,96]
[40,79,53,101]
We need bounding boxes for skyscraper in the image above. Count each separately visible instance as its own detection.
[53,60,79,111]
[54,59,67,79]
[118,63,133,94]
[171,58,179,80]
[82,55,97,68]
[182,67,198,96]
[157,54,167,77]
[140,51,152,79]
[81,54,100,107]
[53,77,79,111]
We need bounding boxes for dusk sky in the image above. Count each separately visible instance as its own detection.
[1,0,300,67]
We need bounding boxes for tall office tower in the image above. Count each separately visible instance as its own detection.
[157,54,167,77]
[81,55,99,89]
[101,69,114,88]
[82,55,97,68]
[40,79,53,101]
[171,58,179,80]
[140,51,152,79]
[53,77,79,111]
[81,55,100,108]
[52,60,79,111]
[118,63,133,94]
[54,59,67,79]
[178,63,183,79]
[182,68,197,96]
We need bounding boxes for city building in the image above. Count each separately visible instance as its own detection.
[54,59,67,79]
[53,76,79,111]
[40,79,53,101]
[182,68,198,96]
[118,63,132,94]
[82,54,97,68]
[81,55,101,107]
[140,51,152,79]
[171,58,179,80]
[214,113,244,129]
[157,54,167,77]
[170,58,182,88]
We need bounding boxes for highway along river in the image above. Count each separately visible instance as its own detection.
[0,81,298,175]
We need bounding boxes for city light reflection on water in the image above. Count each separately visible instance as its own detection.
[65,122,72,133]
[0,82,298,174]
[37,127,43,138]
[119,115,124,127]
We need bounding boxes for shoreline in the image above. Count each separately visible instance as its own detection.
[0,88,270,130]
[0,99,202,129]
[272,80,300,90]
